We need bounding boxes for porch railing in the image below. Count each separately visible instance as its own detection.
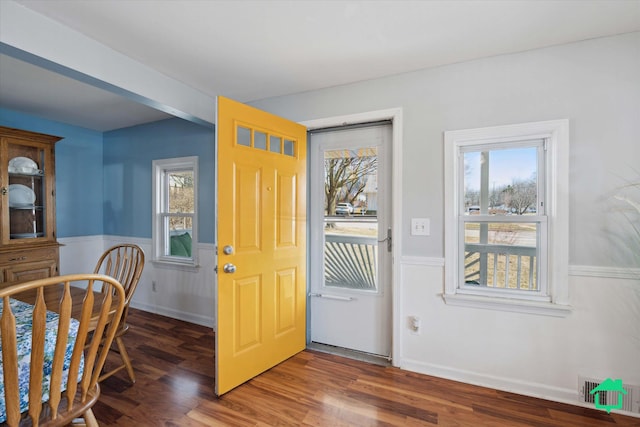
[464,243,537,290]
[324,234,377,290]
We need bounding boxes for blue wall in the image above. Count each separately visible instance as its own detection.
[1,109,215,243]
[0,108,104,238]
[103,118,215,243]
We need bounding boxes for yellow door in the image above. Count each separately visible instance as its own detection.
[216,96,307,395]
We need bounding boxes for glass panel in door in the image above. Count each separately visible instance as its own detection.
[7,142,46,240]
[323,147,379,292]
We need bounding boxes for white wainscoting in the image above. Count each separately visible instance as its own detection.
[396,255,640,417]
[59,235,216,329]
[59,237,638,415]
[58,235,106,276]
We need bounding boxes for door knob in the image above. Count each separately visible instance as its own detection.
[223,263,236,274]
[222,245,234,255]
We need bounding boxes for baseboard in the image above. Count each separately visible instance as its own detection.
[400,358,639,417]
[400,357,576,403]
[130,300,215,329]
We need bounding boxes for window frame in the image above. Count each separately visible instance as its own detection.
[152,156,199,267]
[443,120,571,316]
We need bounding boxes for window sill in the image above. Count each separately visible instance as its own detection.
[152,258,200,271]
[442,293,572,317]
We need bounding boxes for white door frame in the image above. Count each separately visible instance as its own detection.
[300,108,403,366]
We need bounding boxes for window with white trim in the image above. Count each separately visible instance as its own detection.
[152,156,198,266]
[444,120,570,316]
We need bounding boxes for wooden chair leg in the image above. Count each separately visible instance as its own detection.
[70,408,98,426]
[84,408,99,427]
[116,336,136,383]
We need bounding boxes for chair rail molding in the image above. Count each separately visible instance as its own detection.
[569,265,640,280]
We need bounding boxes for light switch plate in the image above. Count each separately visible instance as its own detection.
[411,218,430,236]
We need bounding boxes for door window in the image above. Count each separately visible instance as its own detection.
[323,146,379,292]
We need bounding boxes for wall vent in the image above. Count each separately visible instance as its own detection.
[579,376,640,414]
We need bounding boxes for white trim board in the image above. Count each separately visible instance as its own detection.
[400,256,639,280]
[401,357,576,402]
[569,265,640,280]
[400,358,640,419]
[130,300,214,328]
[101,235,215,251]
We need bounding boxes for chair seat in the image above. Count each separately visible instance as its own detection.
[29,385,100,427]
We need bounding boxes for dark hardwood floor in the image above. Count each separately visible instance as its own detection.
[93,309,640,426]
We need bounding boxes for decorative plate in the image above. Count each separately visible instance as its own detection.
[8,184,36,207]
[8,157,39,174]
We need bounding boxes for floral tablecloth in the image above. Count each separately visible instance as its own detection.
[0,298,82,423]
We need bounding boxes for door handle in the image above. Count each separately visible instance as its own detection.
[223,263,236,274]
[378,227,392,252]
[309,293,355,301]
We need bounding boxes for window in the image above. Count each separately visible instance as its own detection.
[152,156,198,266]
[444,120,570,316]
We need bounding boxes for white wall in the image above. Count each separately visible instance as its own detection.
[252,32,640,267]
[59,236,216,328]
[399,260,639,404]
[252,33,640,410]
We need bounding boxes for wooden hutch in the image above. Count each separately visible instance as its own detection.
[0,126,62,288]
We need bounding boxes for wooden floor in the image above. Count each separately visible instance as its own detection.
[94,309,640,426]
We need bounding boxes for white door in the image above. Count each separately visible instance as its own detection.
[309,122,392,357]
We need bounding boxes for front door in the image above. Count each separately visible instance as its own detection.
[216,96,307,395]
[309,123,392,357]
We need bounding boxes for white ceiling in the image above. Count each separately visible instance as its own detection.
[2,0,639,131]
[0,54,173,131]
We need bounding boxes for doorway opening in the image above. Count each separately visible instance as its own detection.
[308,121,393,361]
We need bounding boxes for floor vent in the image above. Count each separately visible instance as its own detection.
[579,376,640,414]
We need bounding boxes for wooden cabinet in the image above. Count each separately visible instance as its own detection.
[0,126,62,288]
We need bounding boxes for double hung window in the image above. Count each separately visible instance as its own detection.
[152,156,198,266]
[444,120,570,315]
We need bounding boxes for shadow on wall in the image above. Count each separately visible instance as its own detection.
[603,171,640,269]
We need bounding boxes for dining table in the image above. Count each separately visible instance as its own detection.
[0,283,116,423]
[11,283,106,322]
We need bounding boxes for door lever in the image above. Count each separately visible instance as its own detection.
[378,227,392,252]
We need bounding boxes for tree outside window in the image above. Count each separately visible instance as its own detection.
[324,148,377,216]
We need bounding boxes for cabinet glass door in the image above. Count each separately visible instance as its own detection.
[6,142,47,242]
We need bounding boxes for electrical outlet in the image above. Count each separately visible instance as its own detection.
[152,281,157,292]
[409,315,421,334]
